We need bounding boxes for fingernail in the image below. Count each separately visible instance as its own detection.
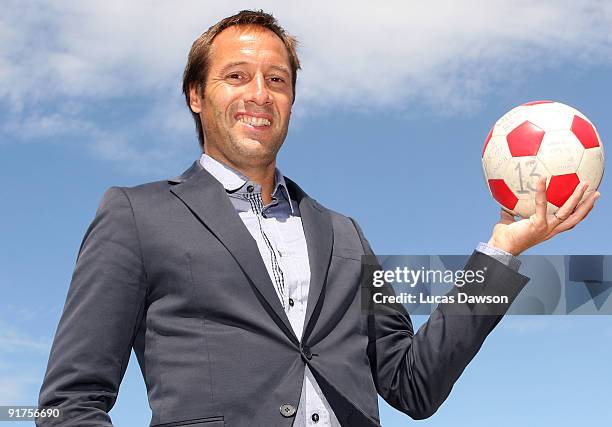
[595,192,601,200]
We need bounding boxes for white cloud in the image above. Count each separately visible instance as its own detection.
[0,375,40,404]
[0,321,49,354]
[0,321,49,404]
[1,0,611,160]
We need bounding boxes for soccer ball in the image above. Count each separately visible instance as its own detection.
[482,100,605,218]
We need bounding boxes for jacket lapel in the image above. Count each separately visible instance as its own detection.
[285,178,334,342]
[169,161,298,343]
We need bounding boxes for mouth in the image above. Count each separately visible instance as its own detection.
[235,113,272,129]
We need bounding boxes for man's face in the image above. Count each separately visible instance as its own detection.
[190,25,293,170]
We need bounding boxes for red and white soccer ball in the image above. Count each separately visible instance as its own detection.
[482,100,605,218]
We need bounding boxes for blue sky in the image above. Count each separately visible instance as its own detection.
[1,1,611,426]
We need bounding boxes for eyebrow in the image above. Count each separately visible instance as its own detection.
[269,65,291,76]
[218,61,290,76]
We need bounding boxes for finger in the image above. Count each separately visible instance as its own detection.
[549,191,599,236]
[500,209,516,225]
[534,176,548,222]
[549,181,589,228]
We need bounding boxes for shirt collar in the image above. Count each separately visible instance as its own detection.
[199,153,295,213]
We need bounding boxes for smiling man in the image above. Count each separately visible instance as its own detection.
[38,10,599,427]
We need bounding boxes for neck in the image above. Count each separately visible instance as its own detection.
[205,150,277,205]
[240,162,277,205]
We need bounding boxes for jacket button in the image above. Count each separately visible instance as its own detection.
[280,403,296,417]
[301,345,312,360]
[311,413,320,423]
[247,184,255,193]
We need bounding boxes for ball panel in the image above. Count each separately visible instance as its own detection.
[482,126,494,157]
[571,115,600,149]
[483,135,512,179]
[501,156,551,200]
[546,173,580,207]
[507,121,545,157]
[488,179,519,210]
[537,130,585,176]
[520,102,575,131]
[576,146,605,191]
[492,106,531,137]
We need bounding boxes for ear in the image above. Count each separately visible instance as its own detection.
[189,85,203,113]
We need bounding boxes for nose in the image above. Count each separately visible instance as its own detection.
[244,73,272,106]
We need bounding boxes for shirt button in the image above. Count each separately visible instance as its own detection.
[311,413,320,423]
[246,185,254,193]
[288,298,294,307]
[279,403,296,418]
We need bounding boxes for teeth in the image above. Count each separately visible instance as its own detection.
[238,115,271,126]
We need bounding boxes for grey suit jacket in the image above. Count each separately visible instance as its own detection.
[38,160,530,426]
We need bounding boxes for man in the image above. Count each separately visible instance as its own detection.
[38,10,599,427]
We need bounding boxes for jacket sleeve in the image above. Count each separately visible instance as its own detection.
[351,219,530,420]
[37,187,148,426]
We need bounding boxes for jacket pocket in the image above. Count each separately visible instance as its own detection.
[152,416,224,427]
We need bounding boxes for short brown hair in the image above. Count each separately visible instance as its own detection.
[182,10,301,149]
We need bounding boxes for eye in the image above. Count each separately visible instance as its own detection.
[226,72,244,82]
[269,76,286,85]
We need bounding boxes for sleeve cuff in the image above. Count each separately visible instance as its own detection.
[476,242,521,271]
